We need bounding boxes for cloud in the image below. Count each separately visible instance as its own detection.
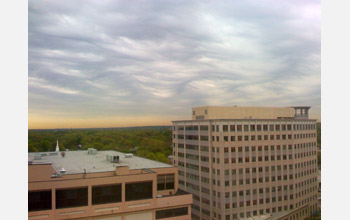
[29,0,321,128]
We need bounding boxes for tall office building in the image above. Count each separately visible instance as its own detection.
[172,106,318,220]
[28,150,192,220]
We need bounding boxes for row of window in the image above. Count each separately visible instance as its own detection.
[178,158,316,173]
[176,133,316,141]
[156,207,188,219]
[211,202,317,220]
[180,169,317,184]
[29,182,152,211]
[178,163,317,179]
[174,123,316,132]
[181,174,317,189]
[192,197,317,220]
[29,175,175,212]
[178,152,316,164]
[176,142,316,152]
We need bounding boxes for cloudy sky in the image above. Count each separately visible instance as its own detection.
[29,0,321,129]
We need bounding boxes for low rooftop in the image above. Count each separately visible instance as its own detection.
[28,150,172,175]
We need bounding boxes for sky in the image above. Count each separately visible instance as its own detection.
[28,0,321,129]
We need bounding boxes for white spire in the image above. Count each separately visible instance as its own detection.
[55,139,60,152]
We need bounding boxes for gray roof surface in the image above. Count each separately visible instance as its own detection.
[28,150,172,174]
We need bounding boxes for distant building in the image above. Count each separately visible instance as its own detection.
[172,106,318,220]
[28,149,192,220]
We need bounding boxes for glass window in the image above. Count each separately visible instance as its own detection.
[28,190,52,212]
[56,187,88,209]
[156,207,188,219]
[223,125,229,132]
[250,125,256,131]
[126,181,153,201]
[92,184,121,205]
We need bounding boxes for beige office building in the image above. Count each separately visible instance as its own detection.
[172,106,318,220]
[28,149,192,220]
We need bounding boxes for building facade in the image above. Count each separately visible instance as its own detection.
[172,106,318,220]
[28,150,192,220]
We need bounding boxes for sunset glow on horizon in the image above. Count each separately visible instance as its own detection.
[29,0,321,129]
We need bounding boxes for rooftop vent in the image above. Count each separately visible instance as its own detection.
[49,152,58,156]
[88,148,98,155]
[106,155,120,163]
[125,153,133,158]
[51,173,62,178]
[60,167,66,174]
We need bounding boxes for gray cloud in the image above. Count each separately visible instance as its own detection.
[29,0,321,126]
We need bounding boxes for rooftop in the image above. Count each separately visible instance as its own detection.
[188,106,312,120]
[28,150,172,175]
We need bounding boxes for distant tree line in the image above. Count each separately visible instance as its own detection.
[28,126,172,163]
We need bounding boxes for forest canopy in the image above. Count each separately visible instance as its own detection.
[28,126,172,163]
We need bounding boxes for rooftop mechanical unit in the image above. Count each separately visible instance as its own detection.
[106,154,120,163]
[87,148,98,155]
[124,153,133,158]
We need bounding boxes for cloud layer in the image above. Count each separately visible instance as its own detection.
[29,0,321,128]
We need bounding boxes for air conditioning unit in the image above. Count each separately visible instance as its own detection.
[106,155,120,163]
[125,153,133,158]
[112,156,120,163]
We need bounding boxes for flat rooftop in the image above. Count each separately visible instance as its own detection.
[28,150,172,175]
[189,106,311,120]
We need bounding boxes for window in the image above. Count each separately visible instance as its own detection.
[157,174,175,190]
[201,136,209,141]
[186,125,198,131]
[230,125,235,131]
[92,184,121,205]
[263,124,268,131]
[28,190,52,212]
[126,181,153,201]
[200,125,208,131]
[237,125,242,131]
[231,136,236,141]
[250,125,256,131]
[257,125,262,131]
[282,124,286,131]
[223,125,228,132]
[56,187,88,209]
[156,207,188,219]
[244,125,249,132]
